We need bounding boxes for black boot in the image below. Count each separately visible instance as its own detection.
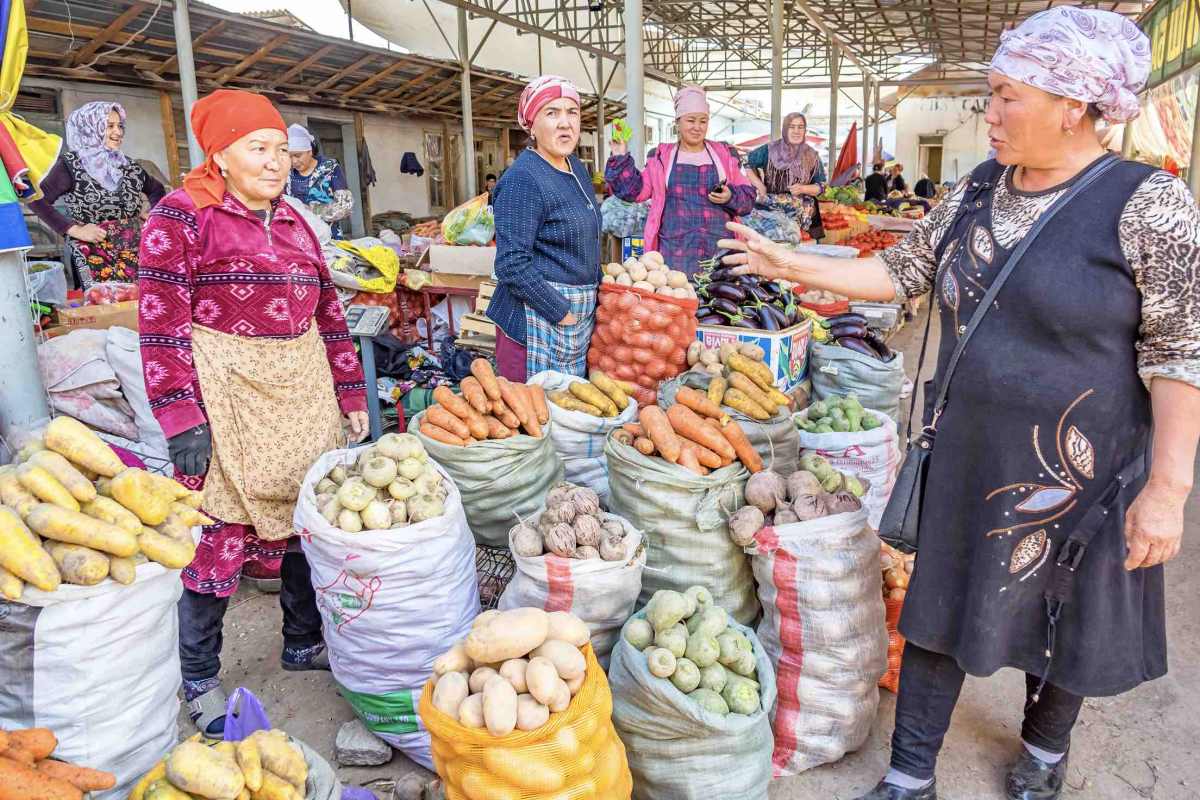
[854,780,937,800]
[1006,748,1068,800]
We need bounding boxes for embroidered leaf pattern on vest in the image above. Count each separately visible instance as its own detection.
[1065,425,1095,480]
[1009,529,1048,574]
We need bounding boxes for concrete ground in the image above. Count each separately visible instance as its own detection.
[189,305,1200,799]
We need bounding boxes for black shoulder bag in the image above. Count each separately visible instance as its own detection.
[877,156,1119,553]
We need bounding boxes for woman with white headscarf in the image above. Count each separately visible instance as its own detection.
[286,123,354,238]
[28,101,167,287]
[718,9,1200,800]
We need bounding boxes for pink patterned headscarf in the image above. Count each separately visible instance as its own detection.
[990,7,1150,124]
[674,85,709,118]
[65,101,128,192]
[517,75,581,132]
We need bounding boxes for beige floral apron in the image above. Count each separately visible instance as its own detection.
[191,322,343,540]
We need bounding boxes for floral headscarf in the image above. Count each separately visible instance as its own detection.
[990,7,1150,123]
[65,101,128,192]
[767,112,819,173]
[517,75,581,132]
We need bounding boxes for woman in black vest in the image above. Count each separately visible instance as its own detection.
[720,9,1199,800]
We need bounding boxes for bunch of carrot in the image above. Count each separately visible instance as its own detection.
[419,359,550,447]
[612,386,764,476]
[0,727,115,800]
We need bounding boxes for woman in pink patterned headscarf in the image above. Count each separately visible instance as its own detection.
[718,9,1200,800]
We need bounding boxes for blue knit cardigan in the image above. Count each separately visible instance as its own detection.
[487,149,601,343]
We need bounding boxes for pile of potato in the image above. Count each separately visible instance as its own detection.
[509,482,628,561]
[547,370,634,418]
[728,454,867,544]
[420,360,548,447]
[430,608,592,736]
[880,542,913,602]
[685,341,792,421]
[611,395,764,477]
[130,729,307,800]
[796,287,848,306]
[0,417,202,597]
[623,587,762,716]
[601,251,697,300]
[314,433,447,534]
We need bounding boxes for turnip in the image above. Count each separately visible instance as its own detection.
[722,677,760,715]
[729,505,764,546]
[316,478,337,495]
[685,632,720,668]
[698,662,728,693]
[786,470,822,501]
[362,456,398,488]
[361,500,392,530]
[328,465,347,485]
[576,545,600,559]
[377,432,424,462]
[684,585,713,612]
[744,470,786,514]
[729,648,757,677]
[689,687,729,715]
[397,458,423,481]
[388,499,408,526]
[388,479,416,500]
[337,477,375,512]
[623,618,654,650]
[670,658,701,693]
[414,471,442,497]
[320,496,342,525]
[408,494,444,523]
[355,446,378,472]
[646,647,677,678]
[692,606,729,638]
[775,507,800,525]
[337,508,363,533]
[645,589,689,632]
[654,623,688,658]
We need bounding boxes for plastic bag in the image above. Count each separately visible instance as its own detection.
[605,434,758,625]
[0,564,182,800]
[588,285,697,408]
[419,644,633,799]
[809,341,907,423]
[327,238,401,293]
[601,196,649,239]
[880,595,904,693]
[83,281,138,305]
[749,509,888,776]
[26,260,67,305]
[499,511,645,666]
[795,407,902,528]
[441,193,495,246]
[745,208,801,244]
[296,448,478,769]
[608,610,776,800]
[527,370,638,505]
[412,409,563,547]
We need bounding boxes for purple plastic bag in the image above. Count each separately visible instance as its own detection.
[340,788,376,800]
[223,687,272,742]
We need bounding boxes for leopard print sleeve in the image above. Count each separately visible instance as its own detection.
[877,178,968,301]
[1119,171,1200,391]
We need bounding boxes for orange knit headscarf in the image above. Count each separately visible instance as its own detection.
[182,89,287,209]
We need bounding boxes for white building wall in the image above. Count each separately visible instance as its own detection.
[893,95,990,185]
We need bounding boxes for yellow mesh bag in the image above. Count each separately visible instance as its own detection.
[419,644,633,800]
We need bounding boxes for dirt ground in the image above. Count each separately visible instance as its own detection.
[186,307,1200,799]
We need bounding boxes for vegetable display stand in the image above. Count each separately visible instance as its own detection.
[419,643,633,799]
[748,510,888,776]
[588,285,698,408]
[693,320,812,395]
[297,449,479,770]
[880,595,905,693]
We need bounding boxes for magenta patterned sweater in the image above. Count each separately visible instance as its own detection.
[137,189,367,439]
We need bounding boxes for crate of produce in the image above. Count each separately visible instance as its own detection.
[695,319,812,393]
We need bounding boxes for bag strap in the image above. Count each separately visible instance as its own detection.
[923,155,1119,434]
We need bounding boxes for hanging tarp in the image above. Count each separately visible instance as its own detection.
[0,0,62,201]
[831,122,859,186]
[1128,66,1198,166]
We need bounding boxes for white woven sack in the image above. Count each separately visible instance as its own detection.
[749,508,888,776]
[498,511,645,665]
[297,447,479,770]
[528,370,638,507]
[795,408,902,529]
[0,564,183,800]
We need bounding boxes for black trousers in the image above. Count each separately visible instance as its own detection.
[890,642,1085,780]
[178,552,323,681]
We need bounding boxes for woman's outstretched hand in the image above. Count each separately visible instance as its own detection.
[717,222,796,281]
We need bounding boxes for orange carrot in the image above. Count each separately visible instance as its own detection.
[470,359,502,401]
[432,388,488,439]
[482,415,514,439]
[527,384,550,425]
[675,386,727,421]
[680,439,722,469]
[491,400,521,430]
[720,419,764,473]
[0,757,82,800]
[7,730,55,762]
[666,404,736,461]
[639,406,681,464]
[677,445,707,476]
[460,377,490,414]
[634,436,656,456]
[622,423,644,437]
[498,379,541,438]
[420,421,467,447]
[426,405,471,440]
[36,761,116,792]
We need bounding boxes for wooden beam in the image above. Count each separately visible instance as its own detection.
[210,32,291,86]
[343,59,411,98]
[157,21,226,74]
[402,76,459,107]
[499,127,511,171]
[159,91,180,187]
[376,65,442,100]
[65,2,148,67]
[272,44,337,87]
[312,54,376,93]
[354,112,373,231]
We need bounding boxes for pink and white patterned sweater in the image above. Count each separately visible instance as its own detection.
[137,189,367,440]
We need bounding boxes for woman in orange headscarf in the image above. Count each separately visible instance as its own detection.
[138,89,368,735]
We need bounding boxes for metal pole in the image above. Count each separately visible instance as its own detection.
[347,0,354,40]
[1190,80,1200,201]
[828,45,840,177]
[595,56,606,171]
[861,78,870,179]
[172,0,203,168]
[770,0,783,136]
[624,0,645,167]
[0,250,51,452]
[458,7,478,197]
[871,80,880,166]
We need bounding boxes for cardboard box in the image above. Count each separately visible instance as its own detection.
[426,272,491,291]
[55,301,138,333]
[621,237,645,260]
[696,319,812,392]
[427,244,495,276]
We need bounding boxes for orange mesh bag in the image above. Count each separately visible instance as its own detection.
[588,284,698,408]
[419,644,633,800]
[879,595,905,693]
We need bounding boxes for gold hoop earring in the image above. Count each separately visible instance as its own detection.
[1065,128,1075,137]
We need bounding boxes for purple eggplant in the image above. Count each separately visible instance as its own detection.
[829,321,868,339]
[756,306,780,331]
[710,297,741,316]
[698,313,726,326]
[837,336,883,359]
[731,317,758,329]
[863,329,895,361]
[708,283,748,302]
[760,304,788,330]
[827,312,868,327]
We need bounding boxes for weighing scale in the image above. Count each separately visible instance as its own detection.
[344,304,390,441]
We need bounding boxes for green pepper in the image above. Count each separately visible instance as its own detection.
[831,418,850,432]
[861,414,881,431]
[815,424,834,434]
[844,405,863,431]
[829,406,847,421]
[808,400,828,419]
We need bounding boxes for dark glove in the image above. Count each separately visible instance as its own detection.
[168,424,212,476]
